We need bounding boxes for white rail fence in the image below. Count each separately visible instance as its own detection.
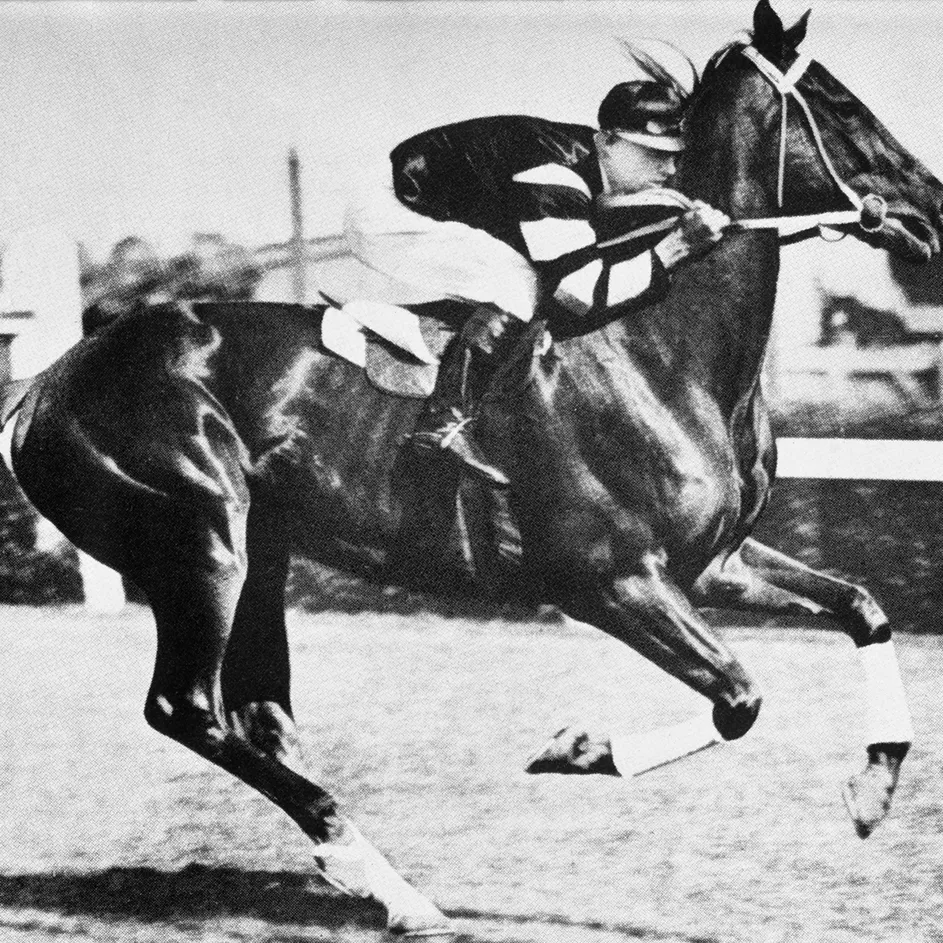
[777,438,943,481]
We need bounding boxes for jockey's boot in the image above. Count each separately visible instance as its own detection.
[410,305,521,488]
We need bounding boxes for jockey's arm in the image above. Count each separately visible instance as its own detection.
[519,194,729,327]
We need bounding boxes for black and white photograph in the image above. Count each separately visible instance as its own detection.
[0,1,941,941]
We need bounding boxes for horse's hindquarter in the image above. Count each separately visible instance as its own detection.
[12,307,251,573]
[195,305,420,537]
[11,304,428,577]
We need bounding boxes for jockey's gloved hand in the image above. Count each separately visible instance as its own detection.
[654,201,730,269]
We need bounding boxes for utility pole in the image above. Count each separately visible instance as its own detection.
[288,147,306,304]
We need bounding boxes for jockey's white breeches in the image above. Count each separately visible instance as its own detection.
[344,168,539,323]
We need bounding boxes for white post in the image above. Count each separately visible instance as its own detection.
[288,147,307,305]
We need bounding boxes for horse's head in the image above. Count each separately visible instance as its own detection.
[688,0,943,261]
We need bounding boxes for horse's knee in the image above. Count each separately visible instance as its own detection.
[713,688,762,741]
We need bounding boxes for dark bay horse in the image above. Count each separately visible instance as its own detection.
[5,2,943,934]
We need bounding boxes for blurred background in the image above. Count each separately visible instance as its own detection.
[1,1,943,630]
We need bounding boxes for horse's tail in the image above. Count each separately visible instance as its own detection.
[0,376,39,431]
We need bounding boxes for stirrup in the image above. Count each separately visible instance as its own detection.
[410,415,510,488]
[438,415,474,449]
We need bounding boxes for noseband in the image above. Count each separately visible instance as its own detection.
[731,45,887,238]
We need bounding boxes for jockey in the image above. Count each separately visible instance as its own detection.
[345,75,729,487]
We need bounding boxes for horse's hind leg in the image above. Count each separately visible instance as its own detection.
[136,508,451,936]
[527,556,762,777]
[222,500,302,772]
[692,537,912,838]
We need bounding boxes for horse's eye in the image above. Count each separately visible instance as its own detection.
[831,98,861,121]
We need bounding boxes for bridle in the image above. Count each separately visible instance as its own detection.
[595,43,888,255]
[730,44,887,238]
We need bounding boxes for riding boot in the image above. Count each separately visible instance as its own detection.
[410,306,520,488]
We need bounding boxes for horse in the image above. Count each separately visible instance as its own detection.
[5,1,943,935]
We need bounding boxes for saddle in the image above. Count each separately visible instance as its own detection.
[320,299,456,399]
[320,297,552,402]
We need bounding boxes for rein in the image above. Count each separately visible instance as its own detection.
[728,45,886,239]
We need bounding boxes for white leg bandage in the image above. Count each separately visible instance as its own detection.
[611,711,722,777]
[859,641,914,744]
[314,822,444,926]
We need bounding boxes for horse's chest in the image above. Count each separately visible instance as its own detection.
[650,441,740,547]
[583,415,744,567]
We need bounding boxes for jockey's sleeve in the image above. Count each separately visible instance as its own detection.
[512,165,661,316]
[547,253,671,339]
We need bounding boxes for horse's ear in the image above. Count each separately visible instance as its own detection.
[784,9,811,50]
[753,0,785,59]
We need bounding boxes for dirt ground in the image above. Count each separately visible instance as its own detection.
[0,606,941,943]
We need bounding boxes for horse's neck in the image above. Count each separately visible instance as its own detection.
[658,103,783,405]
[589,227,779,417]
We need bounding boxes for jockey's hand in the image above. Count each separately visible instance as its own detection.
[654,201,730,270]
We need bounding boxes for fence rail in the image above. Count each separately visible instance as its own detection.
[776,437,943,481]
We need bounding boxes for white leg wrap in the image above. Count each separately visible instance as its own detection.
[314,823,410,902]
[611,711,722,777]
[314,823,444,929]
[859,641,914,744]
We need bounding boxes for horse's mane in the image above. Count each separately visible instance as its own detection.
[619,38,699,96]
[699,38,750,88]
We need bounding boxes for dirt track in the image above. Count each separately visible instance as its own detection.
[1,606,941,942]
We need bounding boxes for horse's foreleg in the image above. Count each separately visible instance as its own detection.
[527,556,761,777]
[139,553,451,937]
[694,537,912,838]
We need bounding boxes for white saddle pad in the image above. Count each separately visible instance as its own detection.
[321,300,439,368]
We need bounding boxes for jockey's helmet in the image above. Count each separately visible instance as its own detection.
[597,81,685,152]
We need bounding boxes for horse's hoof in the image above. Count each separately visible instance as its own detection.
[524,726,617,775]
[387,900,455,937]
[842,763,895,839]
